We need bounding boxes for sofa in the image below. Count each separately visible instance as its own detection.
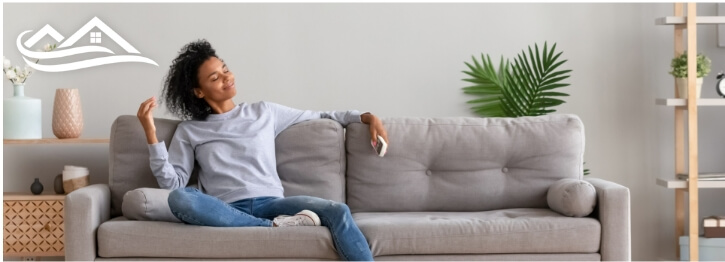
[65,114,631,261]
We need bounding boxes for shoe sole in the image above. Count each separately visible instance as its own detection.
[297,209,321,226]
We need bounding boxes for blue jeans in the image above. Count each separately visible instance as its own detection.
[168,187,373,261]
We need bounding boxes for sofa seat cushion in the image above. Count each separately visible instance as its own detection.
[353,208,600,257]
[97,216,338,259]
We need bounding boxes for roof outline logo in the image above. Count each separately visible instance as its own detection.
[17,16,158,72]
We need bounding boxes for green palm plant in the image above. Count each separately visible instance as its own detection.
[462,42,571,117]
[461,42,589,175]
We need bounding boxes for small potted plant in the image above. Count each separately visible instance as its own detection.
[669,52,711,99]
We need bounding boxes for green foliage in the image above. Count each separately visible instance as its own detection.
[461,43,589,175]
[669,52,711,78]
[462,42,571,117]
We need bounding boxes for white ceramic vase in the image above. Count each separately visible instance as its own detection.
[675,77,703,99]
[3,84,42,139]
[52,88,84,139]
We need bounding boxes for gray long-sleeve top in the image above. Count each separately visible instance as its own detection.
[148,101,363,203]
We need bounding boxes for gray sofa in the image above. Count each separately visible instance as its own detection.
[65,114,631,261]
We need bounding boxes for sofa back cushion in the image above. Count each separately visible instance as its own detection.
[345,114,585,212]
[109,116,346,217]
[274,119,347,203]
[109,116,181,217]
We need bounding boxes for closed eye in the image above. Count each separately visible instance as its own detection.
[210,65,229,82]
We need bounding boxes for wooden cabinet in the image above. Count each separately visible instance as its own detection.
[3,193,65,257]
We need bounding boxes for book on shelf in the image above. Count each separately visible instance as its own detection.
[676,173,725,181]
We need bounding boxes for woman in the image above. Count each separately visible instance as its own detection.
[136,40,387,261]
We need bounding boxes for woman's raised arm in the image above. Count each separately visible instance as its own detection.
[137,96,159,145]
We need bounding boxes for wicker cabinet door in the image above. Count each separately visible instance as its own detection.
[3,199,64,256]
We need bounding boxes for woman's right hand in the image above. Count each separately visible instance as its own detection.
[137,96,159,144]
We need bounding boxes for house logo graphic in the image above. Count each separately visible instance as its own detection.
[17,17,158,72]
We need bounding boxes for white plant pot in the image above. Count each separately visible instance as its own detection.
[675,77,703,99]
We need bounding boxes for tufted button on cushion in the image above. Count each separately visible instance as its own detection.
[502,167,508,173]
[425,170,432,176]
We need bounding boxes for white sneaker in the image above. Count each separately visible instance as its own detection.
[273,210,321,227]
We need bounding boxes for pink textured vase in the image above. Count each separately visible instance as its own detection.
[52,88,83,139]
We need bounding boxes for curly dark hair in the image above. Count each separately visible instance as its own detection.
[162,39,218,120]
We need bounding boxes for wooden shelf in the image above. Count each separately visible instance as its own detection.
[656,16,725,25]
[656,178,725,189]
[655,98,725,106]
[3,192,66,201]
[3,138,110,144]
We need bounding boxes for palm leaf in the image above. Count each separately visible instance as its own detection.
[460,54,510,117]
[462,41,571,118]
[540,83,570,91]
[511,42,571,117]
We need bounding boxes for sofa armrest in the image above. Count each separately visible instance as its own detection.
[65,184,111,261]
[585,178,631,261]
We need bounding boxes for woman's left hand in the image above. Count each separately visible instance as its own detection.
[361,113,389,147]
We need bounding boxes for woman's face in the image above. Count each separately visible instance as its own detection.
[194,56,236,103]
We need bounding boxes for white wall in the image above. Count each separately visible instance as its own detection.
[2,3,724,260]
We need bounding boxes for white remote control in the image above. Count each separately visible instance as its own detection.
[372,135,388,157]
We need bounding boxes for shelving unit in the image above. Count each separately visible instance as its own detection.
[655,3,725,261]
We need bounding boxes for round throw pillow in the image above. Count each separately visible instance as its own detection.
[547,178,597,217]
[122,188,182,223]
